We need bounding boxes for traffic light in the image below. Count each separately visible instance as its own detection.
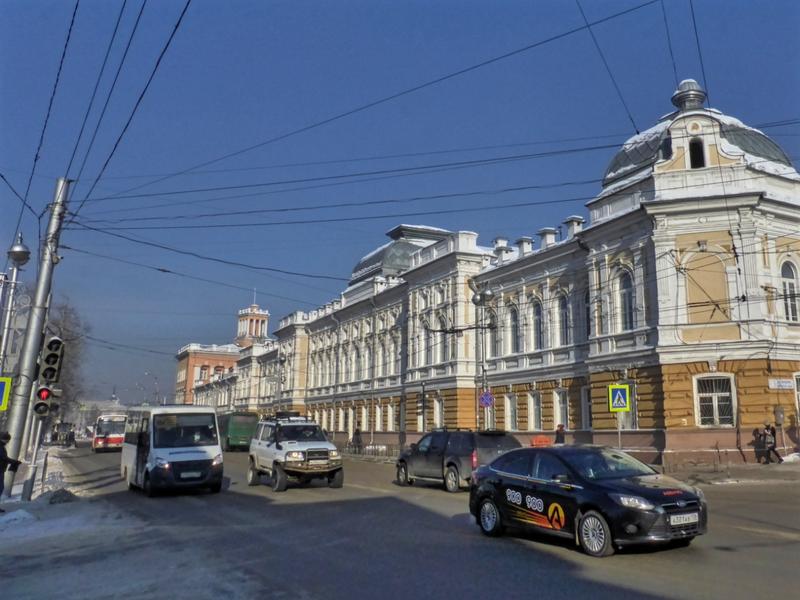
[33,385,53,416]
[40,336,64,383]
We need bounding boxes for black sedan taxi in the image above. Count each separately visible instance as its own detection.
[469,445,707,557]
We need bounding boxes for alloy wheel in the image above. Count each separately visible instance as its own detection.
[581,515,607,555]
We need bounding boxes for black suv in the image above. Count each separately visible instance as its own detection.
[396,429,521,492]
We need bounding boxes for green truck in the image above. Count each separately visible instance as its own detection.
[218,412,259,451]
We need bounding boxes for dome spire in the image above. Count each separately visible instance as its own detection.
[671,79,707,111]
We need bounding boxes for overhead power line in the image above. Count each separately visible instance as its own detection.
[689,0,710,105]
[69,0,193,222]
[65,0,129,177]
[96,0,660,201]
[575,0,639,133]
[0,172,37,219]
[659,0,679,88]
[84,334,174,356]
[60,244,320,306]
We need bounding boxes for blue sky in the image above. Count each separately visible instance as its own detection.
[1,0,798,403]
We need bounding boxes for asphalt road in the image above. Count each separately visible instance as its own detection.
[2,445,798,600]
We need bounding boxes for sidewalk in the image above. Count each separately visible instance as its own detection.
[668,452,800,486]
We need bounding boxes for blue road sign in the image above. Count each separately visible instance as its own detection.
[608,384,631,412]
[479,390,495,408]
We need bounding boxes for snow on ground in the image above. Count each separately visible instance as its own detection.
[782,452,800,464]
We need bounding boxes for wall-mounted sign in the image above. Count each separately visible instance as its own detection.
[768,378,795,390]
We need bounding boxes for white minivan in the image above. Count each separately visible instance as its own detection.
[121,406,223,496]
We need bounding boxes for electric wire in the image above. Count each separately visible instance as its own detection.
[65,0,148,212]
[575,0,639,133]
[659,0,679,88]
[70,0,194,224]
[689,0,710,104]
[64,0,129,177]
[96,0,660,201]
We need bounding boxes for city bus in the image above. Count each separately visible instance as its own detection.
[218,411,259,451]
[92,414,127,452]
[121,405,223,496]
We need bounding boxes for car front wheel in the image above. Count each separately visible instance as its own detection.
[272,464,288,492]
[396,462,413,486]
[478,498,504,537]
[246,461,260,486]
[328,469,344,488]
[579,511,615,557]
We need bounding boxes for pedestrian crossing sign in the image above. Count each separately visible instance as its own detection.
[608,384,631,413]
[0,376,11,412]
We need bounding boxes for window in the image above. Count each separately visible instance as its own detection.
[533,452,568,481]
[416,434,432,453]
[696,376,735,427]
[782,262,799,322]
[360,406,368,431]
[508,307,521,354]
[380,343,388,377]
[505,394,518,431]
[558,296,571,346]
[619,272,635,331]
[338,407,345,431]
[439,316,449,362]
[527,392,542,430]
[795,375,800,425]
[484,405,496,429]
[434,395,444,428]
[353,348,362,381]
[584,291,592,339]
[689,138,705,168]
[531,300,544,350]
[387,402,396,432]
[486,311,499,358]
[424,324,434,365]
[554,390,569,430]
[430,431,447,453]
[375,404,383,432]
[492,450,531,477]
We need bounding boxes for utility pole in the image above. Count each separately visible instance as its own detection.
[3,178,70,495]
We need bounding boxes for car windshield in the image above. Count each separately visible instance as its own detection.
[97,420,125,435]
[560,448,655,480]
[277,425,326,442]
[153,413,218,448]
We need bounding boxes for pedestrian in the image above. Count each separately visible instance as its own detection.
[67,427,76,448]
[761,422,783,464]
[555,424,566,444]
[352,426,363,454]
[0,432,22,510]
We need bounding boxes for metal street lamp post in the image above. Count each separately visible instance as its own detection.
[471,287,494,430]
[0,233,31,373]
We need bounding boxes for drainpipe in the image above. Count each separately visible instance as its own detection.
[331,312,341,444]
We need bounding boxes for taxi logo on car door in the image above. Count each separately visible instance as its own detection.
[547,503,565,530]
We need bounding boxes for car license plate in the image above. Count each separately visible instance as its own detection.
[670,513,699,526]
[309,460,327,465]
[180,471,201,479]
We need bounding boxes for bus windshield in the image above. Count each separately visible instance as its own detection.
[97,420,126,435]
[153,413,218,448]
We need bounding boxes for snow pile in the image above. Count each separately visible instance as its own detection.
[782,452,800,464]
[0,508,36,528]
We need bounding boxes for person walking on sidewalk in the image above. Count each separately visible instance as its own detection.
[0,432,22,510]
[555,424,566,445]
[761,422,784,464]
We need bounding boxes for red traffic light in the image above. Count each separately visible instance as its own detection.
[36,387,52,401]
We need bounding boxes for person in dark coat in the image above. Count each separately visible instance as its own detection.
[554,424,566,444]
[352,426,363,454]
[762,422,783,464]
[0,432,22,509]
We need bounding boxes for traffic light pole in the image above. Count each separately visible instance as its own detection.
[2,178,70,497]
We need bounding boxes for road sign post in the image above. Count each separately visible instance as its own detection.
[0,376,11,411]
[608,384,631,449]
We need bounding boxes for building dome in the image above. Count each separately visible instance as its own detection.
[602,79,795,188]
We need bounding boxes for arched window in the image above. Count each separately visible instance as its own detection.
[363,346,371,380]
[689,138,705,169]
[531,299,544,350]
[782,262,799,322]
[380,343,388,377]
[619,271,635,331]
[508,307,521,354]
[584,290,592,339]
[424,323,434,365]
[438,316,449,362]
[487,311,499,358]
[559,296,571,346]
[353,347,362,381]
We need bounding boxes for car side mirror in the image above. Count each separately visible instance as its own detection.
[553,474,571,484]
[275,442,283,451]
[410,442,418,451]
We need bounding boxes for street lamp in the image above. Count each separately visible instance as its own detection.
[145,371,161,405]
[471,286,495,430]
[0,233,31,373]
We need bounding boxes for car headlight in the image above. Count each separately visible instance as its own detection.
[329,449,340,459]
[693,486,705,502]
[212,453,223,466]
[285,451,305,461]
[610,494,655,511]
[155,457,170,469]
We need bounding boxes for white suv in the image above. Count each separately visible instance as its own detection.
[247,413,343,492]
